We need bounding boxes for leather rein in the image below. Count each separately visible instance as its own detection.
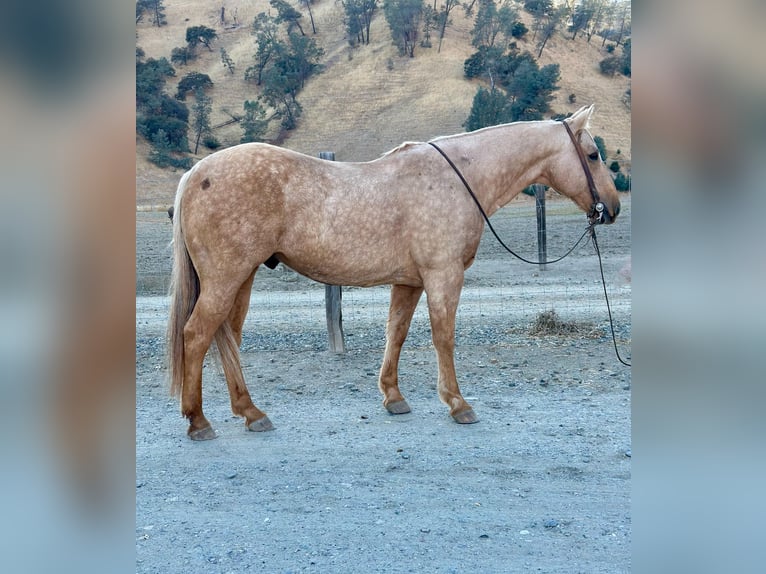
[428,122,631,367]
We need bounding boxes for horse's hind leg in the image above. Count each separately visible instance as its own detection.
[423,268,478,424]
[182,291,236,440]
[379,284,423,414]
[223,269,273,432]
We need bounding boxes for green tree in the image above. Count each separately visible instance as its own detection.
[148,129,191,168]
[585,0,609,43]
[621,37,631,76]
[301,0,317,35]
[260,66,303,130]
[535,5,565,57]
[284,32,324,89]
[270,0,305,36]
[505,60,559,120]
[259,32,324,130]
[240,100,270,143]
[136,55,175,111]
[175,72,213,100]
[464,86,513,131]
[435,0,461,53]
[148,128,174,167]
[136,50,192,163]
[220,47,235,74]
[421,4,437,48]
[569,0,596,40]
[471,0,517,49]
[246,13,280,85]
[384,0,425,57]
[342,0,378,46]
[191,88,212,154]
[137,0,167,27]
[185,25,218,52]
[170,46,196,66]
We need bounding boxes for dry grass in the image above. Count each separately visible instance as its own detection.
[136,1,631,206]
[529,309,602,338]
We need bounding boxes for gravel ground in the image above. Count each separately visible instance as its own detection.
[136,194,631,573]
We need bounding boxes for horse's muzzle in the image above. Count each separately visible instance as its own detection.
[591,202,620,225]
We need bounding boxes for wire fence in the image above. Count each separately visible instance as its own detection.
[136,195,631,354]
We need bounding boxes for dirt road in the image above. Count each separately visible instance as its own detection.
[136,195,631,573]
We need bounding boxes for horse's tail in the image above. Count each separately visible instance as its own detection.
[167,170,198,399]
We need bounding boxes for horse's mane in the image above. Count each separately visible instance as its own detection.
[380,141,421,158]
[380,106,593,158]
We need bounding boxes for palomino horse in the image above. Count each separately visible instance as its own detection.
[167,105,621,440]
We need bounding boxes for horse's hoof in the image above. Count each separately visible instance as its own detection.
[385,400,412,415]
[247,415,274,432]
[188,426,217,441]
[452,408,479,424]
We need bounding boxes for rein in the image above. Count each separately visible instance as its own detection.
[428,141,592,265]
[428,136,631,368]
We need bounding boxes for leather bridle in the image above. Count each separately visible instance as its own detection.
[562,120,606,224]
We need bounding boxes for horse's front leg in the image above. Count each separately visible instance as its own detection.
[379,284,424,414]
[423,268,478,424]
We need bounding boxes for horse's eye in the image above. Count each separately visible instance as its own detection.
[588,152,599,161]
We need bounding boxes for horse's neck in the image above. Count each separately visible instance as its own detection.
[444,122,556,215]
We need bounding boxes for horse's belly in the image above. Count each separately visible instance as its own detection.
[276,251,420,288]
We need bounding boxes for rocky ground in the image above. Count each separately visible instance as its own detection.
[136,194,631,573]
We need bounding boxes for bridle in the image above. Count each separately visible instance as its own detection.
[562,121,606,223]
[561,120,606,224]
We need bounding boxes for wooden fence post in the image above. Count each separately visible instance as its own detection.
[534,184,547,271]
[319,151,346,353]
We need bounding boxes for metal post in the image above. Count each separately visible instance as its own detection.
[319,151,345,353]
[534,184,547,271]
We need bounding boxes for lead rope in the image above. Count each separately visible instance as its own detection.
[428,140,631,368]
[589,227,632,366]
[428,142,592,264]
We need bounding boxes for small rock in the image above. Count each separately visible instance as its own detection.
[519,530,530,535]
[479,534,489,539]
[543,519,559,528]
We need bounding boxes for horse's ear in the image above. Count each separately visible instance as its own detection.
[566,104,594,132]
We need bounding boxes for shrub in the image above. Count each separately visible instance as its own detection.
[599,56,621,76]
[170,46,196,66]
[148,129,193,169]
[203,135,221,150]
[511,21,528,39]
[593,135,607,161]
[614,172,631,192]
[137,114,190,151]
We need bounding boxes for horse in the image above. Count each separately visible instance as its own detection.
[166,104,621,440]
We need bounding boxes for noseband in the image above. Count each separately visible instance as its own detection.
[562,120,605,224]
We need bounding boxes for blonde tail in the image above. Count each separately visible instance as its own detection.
[166,170,198,398]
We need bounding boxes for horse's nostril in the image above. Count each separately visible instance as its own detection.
[614,204,621,218]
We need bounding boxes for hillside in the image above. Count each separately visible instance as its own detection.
[136,0,631,206]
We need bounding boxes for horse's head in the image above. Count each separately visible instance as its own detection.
[547,105,622,225]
